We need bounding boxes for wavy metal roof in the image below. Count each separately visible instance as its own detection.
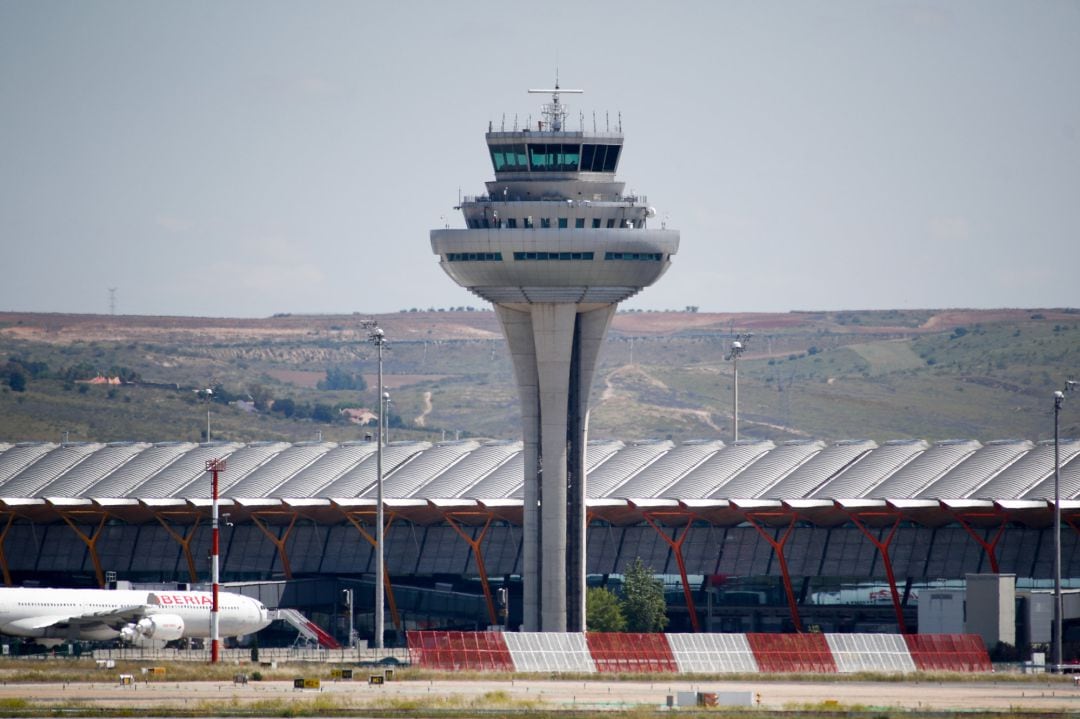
[1,442,104,496]
[823,439,928,498]
[667,440,774,499]
[586,440,672,498]
[271,441,377,497]
[870,439,981,498]
[919,440,1032,499]
[35,441,151,497]
[0,437,1075,507]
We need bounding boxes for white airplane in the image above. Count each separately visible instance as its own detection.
[0,587,271,648]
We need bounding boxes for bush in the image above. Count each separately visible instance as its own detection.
[586,587,627,632]
[318,367,367,391]
[621,557,668,632]
[5,368,26,392]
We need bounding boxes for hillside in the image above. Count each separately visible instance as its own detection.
[1,308,1078,445]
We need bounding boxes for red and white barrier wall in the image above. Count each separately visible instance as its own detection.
[406,631,991,674]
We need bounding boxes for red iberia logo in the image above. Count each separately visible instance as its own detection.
[157,594,213,605]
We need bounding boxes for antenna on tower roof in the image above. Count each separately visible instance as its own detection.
[528,77,583,132]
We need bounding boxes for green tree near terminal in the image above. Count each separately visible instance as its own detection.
[586,587,627,632]
[621,557,669,632]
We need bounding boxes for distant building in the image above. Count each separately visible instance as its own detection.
[340,408,377,425]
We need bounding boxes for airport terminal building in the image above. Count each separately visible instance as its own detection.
[0,436,1078,648]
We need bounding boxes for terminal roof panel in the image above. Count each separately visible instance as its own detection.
[621,441,722,497]
[726,440,825,499]
[226,441,334,498]
[582,440,626,472]
[822,440,928,499]
[321,441,430,498]
[82,441,196,497]
[35,442,151,497]
[466,451,524,499]
[780,440,877,498]
[171,441,290,498]
[1,442,103,497]
[0,442,57,484]
[272,442,377,497]
[662,440,773,499]
[1020,452,1080,499]
[609,440,724,499]
[870,439,982,498]
[971,439,1080,499]
[371,440,480,499]
[420,440,521,499]
[129,442,243,498]
[586,440,671,498]
[917,440,1032,499]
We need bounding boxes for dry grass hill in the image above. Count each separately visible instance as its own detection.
[1,307,1077,446]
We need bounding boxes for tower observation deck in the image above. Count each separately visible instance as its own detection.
[430,86,679,632]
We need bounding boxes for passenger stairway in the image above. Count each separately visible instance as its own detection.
[273,608,341,649]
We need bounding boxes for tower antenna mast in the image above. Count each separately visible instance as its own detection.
[528,78,582,132]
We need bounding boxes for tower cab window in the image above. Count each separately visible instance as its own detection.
[489,144,528,172]
[558,218,568,229]
[575,218,585,228]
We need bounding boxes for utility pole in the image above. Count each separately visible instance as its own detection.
[205,457,226,663]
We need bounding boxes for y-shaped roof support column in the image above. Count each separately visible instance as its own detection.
[844,511,908,634]
[744,512,803,633]
[641,512,700,633]
[343,512,402,634]
[0,513,15,586]
[57,513,109,588]
[155,515,203,583]
[250,513,298,580]
[444,513,498,626]
[949,509,1007,574]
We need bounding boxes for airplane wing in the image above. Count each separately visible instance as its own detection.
[12,604,148,633]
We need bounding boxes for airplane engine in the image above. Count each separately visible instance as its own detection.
[120,614,185,645]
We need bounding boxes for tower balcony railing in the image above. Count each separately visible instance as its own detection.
[461,194,648,205]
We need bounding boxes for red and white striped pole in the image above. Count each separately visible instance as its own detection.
[206,458,226,663]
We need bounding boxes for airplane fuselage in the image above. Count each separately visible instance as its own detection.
[0,588,270,645]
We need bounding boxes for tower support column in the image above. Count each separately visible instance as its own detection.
[498,303,614,632]
[532,303,576,633]
[567,305,615,631]
[496,306,541,631]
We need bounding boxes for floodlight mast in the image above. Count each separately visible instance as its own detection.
[363,320,388,650]
[1053,380,1076,672]
[725,334,752,442]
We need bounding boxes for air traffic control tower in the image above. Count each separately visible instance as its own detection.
[430,86,679,632]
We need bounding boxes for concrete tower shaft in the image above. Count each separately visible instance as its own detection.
[430,87,679,631]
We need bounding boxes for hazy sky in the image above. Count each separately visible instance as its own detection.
[2,1,1077,318]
